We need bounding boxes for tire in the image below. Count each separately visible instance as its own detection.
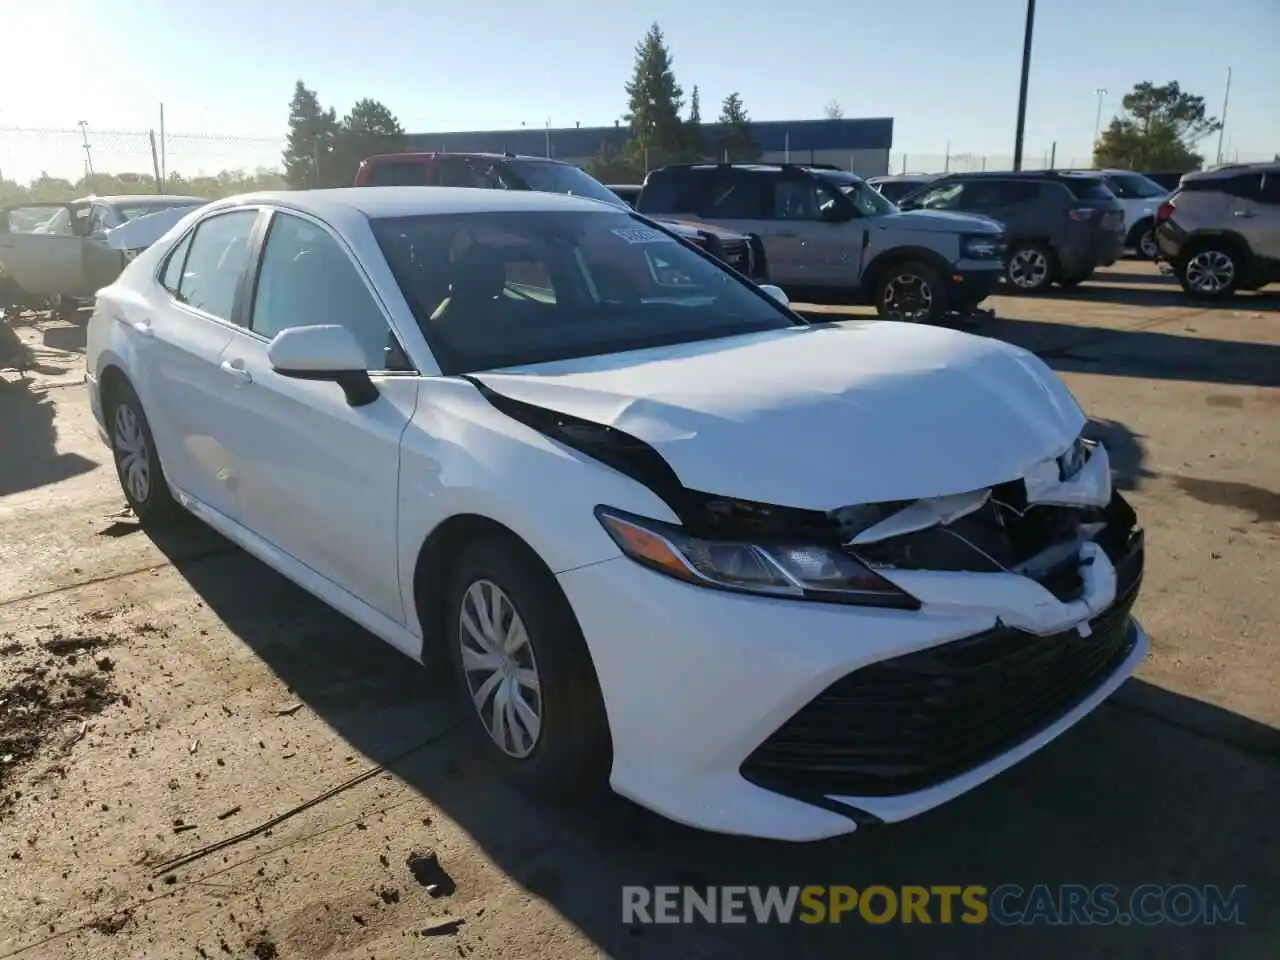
[1126,219,1158,260]
[445,536,610,798]
[1177,242,1241,300]
[103,378,179,524]
[1004,242,1057,294]
[874,260,948,323]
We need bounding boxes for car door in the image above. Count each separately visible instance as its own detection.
[696,168,801,281]
[211,208,417,621]
[767,173,864,288]
[1226,171,1280,260]
[0,203,88,297]
[140,208,264,514]
[83,203,127,294]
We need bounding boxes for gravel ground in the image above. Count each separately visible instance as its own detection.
[1,263,1277,959]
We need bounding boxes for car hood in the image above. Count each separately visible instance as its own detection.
[473,323,1086,510]
[105,204,207,251]
[889,209,1003,233]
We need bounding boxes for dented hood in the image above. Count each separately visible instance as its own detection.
[475,323,1086,510]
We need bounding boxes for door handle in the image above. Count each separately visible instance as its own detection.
[1232,209,1256,218]
[128,317,153,338]
[219,359,253,384]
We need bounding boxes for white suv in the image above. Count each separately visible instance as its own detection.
[1071,169,1169,259]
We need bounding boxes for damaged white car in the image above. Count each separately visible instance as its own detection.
[85,188,1147,842]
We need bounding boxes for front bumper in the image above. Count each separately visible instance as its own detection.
[559,527,1146,841]
[947,262,1002,307]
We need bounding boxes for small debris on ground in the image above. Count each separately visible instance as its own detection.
[216,805,242,821]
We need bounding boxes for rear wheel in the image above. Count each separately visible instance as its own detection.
[104,378,178,524]
[446,537,610,798]
[1005,242,1057,294]
[1178,242,1241,300]
[875,261,947,323]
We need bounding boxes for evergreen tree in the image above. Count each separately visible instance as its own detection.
[283,80,339,188]
[717,93,759,162]
[683,85,704,159]
[623,23,686,171]
[334,98,406,184]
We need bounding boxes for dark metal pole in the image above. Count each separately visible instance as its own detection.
[1012,0,1036,171]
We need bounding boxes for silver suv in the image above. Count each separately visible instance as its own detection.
[636,163,1005,324]
[1153,162,1280,299]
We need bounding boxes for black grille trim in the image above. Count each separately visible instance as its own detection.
[741,533,1144,800]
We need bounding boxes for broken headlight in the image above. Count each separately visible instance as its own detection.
[1058,436,1093,480]
[595,507,919,609]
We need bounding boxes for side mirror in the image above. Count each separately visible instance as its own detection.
[758,283,789,306]
[267,324,379,407]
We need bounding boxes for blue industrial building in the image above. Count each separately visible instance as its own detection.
[404,117,894,177]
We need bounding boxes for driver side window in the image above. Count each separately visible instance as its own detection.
[913,182,965,210]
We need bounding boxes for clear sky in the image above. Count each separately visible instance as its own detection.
[1,0,1277,181]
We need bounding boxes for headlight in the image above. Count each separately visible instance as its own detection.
[962,234,1001,259]
[1058,436,1094,480]
[595,507,919,609]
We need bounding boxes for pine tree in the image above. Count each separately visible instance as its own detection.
[683,85,704,159]
[623,23,685,172]
[283,80,339,188]
[334,98,406,184]
[717,92,759,162]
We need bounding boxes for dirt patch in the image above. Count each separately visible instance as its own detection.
[1,629,121,791]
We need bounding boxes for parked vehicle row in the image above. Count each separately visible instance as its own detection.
[86,185,1147,841]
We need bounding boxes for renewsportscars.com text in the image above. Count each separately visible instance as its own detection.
[622,884,1248,926]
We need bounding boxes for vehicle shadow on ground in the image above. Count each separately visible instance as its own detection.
[1040,282,1280,310]
[0,315,96,496]
[1083,417,1154,491]
[968,316,1280,389]
[149,522,1279,959]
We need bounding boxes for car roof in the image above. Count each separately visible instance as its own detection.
[360,151,573,167]
[79,194,204,205]
[202,186,623,222]
[935,170,1104,181]
[1181,161,1280,181]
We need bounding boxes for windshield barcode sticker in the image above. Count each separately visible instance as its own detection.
[611,226,675,245]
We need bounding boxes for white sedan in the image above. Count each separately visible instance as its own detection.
[85,187,1148,842]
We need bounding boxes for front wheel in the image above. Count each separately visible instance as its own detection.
[1005,242,1057,294]
[446,537,610,798]
[875,261,947,323]
[1137,227,1159,260]
[1178,244,1240,300]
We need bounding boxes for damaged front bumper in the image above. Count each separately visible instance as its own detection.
[559,437,1146,841]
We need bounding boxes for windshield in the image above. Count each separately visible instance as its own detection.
[371,210,801,374]
[1104,173,1168,199]
[873,179,933,203]
[814,171,898,216]
[116,201,203,222]
[508,161,627,207]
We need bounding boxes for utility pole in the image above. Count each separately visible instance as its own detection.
[159,102,167,187]
[944,140,951,173]
[1092,88,1107,146]
[78,120,96,193]
[1049,141,1057,169]
[1215,66,1232,166]
[1012,0,1036,171]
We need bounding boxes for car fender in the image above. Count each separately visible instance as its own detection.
[395,377,680,639]
[861,245,954,290]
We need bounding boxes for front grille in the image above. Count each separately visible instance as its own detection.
[741,531,1144,799]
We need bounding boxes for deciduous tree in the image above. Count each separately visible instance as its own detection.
[1093,81,1222,172]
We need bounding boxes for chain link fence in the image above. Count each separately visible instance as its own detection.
[0,126,285,200]
[888,150,1276,176]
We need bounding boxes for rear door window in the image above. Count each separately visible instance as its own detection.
[1062,177,1115,201]
[638,171,708,214]
[705,169,768,219]
[365,161,436,186]
[173,210,260,323]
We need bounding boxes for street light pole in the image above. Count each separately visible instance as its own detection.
[1092,88,1108,146]
[1215,66,1232,166]
[1012,0,1036,171]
